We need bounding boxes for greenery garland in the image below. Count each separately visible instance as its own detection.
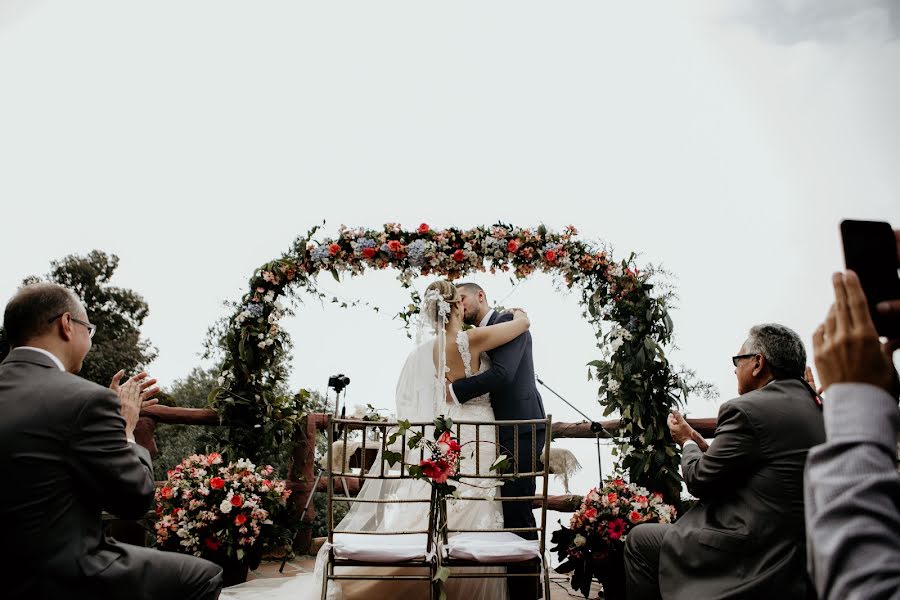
[209,222,706,504]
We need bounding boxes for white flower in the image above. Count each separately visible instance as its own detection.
[574,534,587,548]
[610,338,624,352]
[607,380,620,393]
[610,264,624,277]
[220,500,233,514]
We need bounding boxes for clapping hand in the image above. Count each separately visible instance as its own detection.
[110,370,160,406]
[668,409,709,451]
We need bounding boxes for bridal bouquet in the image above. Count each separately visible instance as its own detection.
[551,477,677,599]
[154,453,292,566]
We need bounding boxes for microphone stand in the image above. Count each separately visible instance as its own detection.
[536,375,611,485]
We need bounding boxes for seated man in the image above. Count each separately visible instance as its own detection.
[0,283,223,600]
[625,323,825,600]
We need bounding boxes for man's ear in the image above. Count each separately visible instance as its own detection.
[58,313,75,342]
[752,354,766,377]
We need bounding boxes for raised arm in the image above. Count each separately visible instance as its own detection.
[451,311,529,403]
[467,309,529,355]
[681,401,762,501]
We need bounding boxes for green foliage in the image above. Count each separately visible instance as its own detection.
[2,250,157,386]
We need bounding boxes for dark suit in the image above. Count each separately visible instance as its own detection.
[0,348,222,600]
[625,379,825,600]
[451,311,547,599]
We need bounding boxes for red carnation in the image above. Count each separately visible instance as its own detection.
[161,486,174,500]
[234,513,247,526]
[362,247,376,259]
[544,249,558,263]
[387,240,402,253]
[328,243,341,256]
[507,240,519,253]
[230,495,243,507]
[209,477,225,490]
[418,223,430,234]
[452,249,465,262]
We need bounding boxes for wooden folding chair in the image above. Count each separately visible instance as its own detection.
[438,416,553,600]
[321,416,440,600]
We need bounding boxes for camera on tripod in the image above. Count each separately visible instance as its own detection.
[328,374,350,393]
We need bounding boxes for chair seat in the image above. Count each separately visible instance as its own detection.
[446,532,541,563]
[332,533,432,562]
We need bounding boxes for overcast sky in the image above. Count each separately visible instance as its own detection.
[1,1,898,490]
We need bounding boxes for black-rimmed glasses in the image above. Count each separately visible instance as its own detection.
[48,313,96,339]
[731,353,757,367]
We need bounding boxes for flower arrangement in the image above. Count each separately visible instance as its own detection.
[154,453,292,565]
[551,477,677,598]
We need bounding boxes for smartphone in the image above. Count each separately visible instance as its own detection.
[840,219,900,338]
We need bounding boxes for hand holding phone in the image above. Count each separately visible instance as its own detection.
[840,220,900,339]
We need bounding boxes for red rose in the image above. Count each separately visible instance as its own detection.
[607,493,618,504]
[328,243,341,256]
[612,478,625,488]
[207,452,221,463]
[387,240,402,253]
[230,495,243,507]
[507,240,519,253]
[452,249,465,262]
[544,249,558,263]
[161,486,174,499]
[362,247,376,259]
[628,510,643,524]
[209,477,225,490]
[418,223,430,234]
[583,507,598,521]
[234,513,247,526]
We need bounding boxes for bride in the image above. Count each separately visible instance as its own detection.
[222,280,530,600]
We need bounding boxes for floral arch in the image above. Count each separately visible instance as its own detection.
[210,223,696,502]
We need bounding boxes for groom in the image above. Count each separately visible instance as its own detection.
[448,282,547,600]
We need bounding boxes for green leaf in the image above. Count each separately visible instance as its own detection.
[207,386,224,406]
[237,548,245,561]
[434,566,450,583]
[490,454,510,473]
[383,450,402,467]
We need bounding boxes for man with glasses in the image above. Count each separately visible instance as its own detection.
[0,283,223,600]
[624,323,825,600]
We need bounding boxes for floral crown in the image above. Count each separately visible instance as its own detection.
[422,289,452,326]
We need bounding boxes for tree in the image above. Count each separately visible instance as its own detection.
[0,250,157,385]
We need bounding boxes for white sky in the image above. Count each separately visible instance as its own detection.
[1,1,899,494]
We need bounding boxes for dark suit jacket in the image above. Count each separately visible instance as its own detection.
[451,311,547,461]
[0,348,155,598]
[659,379,825,600]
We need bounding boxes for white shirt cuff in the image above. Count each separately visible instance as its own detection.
[448,381,459,404]
[681,439,697,449]
[127,437,136,444]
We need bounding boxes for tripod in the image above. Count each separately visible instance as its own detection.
[535,375,612,486]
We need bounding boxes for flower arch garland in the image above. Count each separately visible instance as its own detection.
[211,223,697,503]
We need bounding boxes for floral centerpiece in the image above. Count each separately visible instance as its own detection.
[155,453,292,585]
[551,477,677,599]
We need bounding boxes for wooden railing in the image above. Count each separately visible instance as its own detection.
[137,407,717,553]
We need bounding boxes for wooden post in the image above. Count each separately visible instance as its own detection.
[289,414,318,553]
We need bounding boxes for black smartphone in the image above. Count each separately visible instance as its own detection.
[840,219,900,338]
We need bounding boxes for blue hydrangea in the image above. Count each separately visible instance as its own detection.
[311,245,331,263]
[356,237,376,249]
[380,243,392,254]
[407,239,429,267]
[244,303,264,317]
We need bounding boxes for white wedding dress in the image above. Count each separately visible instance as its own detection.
[222,330,507,600]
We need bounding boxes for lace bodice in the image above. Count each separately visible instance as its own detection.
[455,330,491,407]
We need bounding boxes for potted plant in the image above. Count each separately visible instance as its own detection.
[154,453,292,586]
[551,477,677,599]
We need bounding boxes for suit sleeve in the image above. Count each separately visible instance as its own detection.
[69,387,155,519]
[681,401,763,501]
[451,313,528,403]
[804,383,900,600]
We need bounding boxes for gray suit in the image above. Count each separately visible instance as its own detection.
[0,348,222,600]
[626,379,825,600]
[805,383,900,600]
